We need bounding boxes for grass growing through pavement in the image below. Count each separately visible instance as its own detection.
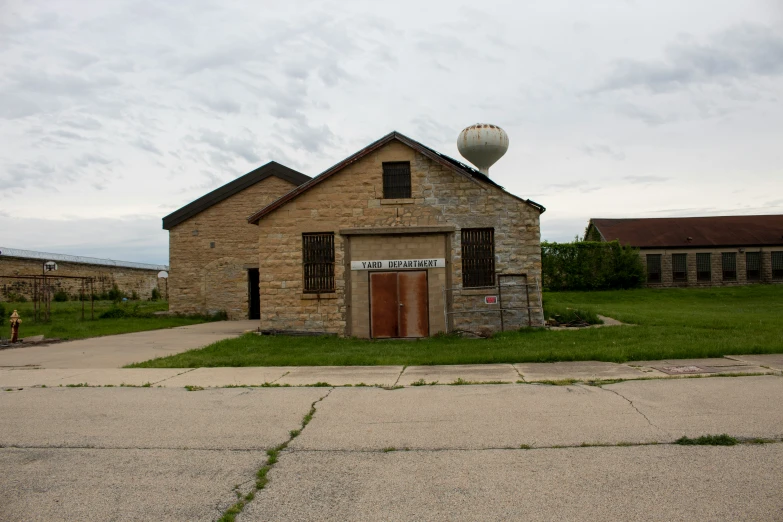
[129,285,783,368]
[218,389,332,522]
[0,300,215,341]
[674,434,738,446]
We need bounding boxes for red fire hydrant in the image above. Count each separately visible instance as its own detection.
[10,310,21,343]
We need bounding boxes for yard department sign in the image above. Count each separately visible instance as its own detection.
[351,258,446,271]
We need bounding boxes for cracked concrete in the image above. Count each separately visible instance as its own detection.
[239,445,783,522]
[2,374,782,521]
[604,375,783,440]
[1,447,266,522]
[0,387,326,450]
[288,384,671,451]
[601,386,668,436]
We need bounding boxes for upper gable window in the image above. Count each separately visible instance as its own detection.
[382,162,411,199]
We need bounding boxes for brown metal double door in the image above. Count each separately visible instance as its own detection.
[370,271,429,338]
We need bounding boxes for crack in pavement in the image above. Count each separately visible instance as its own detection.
[392,366,407,387]
[284,439,783,454]
[152,367,196,385]
[0,444,270,452]
[269,370,290,384]
[215,387,335,521]
[601,386,670,437]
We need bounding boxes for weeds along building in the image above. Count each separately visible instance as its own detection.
[165,127,546,336]
[586,215,783,287]
[0,247,167,301]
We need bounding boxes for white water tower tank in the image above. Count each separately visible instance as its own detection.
[457,124,509,175]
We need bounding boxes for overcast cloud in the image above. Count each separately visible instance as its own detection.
[1,0,782,264]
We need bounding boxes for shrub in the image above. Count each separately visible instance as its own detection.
[0,303,5,320]
[543,303,602,325]
[150,288,161,301]
[4,292,27,303]
[99,307,127,319]
[130,291,139,301]
[53,290,69,302]
[99,304,153,320]
[107,284,125,303]
[542,240,645,292]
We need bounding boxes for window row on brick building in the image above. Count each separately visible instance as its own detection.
[646,251,783,284]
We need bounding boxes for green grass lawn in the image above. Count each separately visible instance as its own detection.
[129,285,783,368]
[1,300,214,341]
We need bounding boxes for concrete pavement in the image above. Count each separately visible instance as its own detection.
[241,446,783,522]
[1,447,264,522]
[1,333,782,521]
[0,387,325,450]
[288,376,782,450]
[0,386,327,521]
[0,320,258,369]
[289,384,666,450]
[1,356,777,388]
[1,374,781,521]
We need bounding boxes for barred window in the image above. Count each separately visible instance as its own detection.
[382,162,411,199]
[646,254,661,283]
[772,251,783,280]
[461,228,495,288]
[746,252,761,281]
[722,252,737,281]
[697,253,711,282]
[302,232,335,293]
[672,253,687,282]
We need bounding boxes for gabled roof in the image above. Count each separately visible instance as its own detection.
[247,131,545,224]
[162,161,310,230]
[589,215,783,248]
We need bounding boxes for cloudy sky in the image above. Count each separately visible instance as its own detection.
[1,0,782,264]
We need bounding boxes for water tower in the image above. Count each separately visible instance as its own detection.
[457,124,509,176]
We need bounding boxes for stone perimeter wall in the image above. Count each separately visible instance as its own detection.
[641,247,783,287]
[257,140,544,337]
[168,176,298,319]
[0,256,163,301]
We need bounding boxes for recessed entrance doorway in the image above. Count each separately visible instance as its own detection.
[248,268,260,320]
[370,271,429,338]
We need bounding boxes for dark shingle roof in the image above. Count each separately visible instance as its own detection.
[247,131,544,224]
[162,161,310,230]
[589,215,783,248]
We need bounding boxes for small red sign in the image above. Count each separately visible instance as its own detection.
[484,296,498,304]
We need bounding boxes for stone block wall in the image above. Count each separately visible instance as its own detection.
[449,275,535,334]
[168,176,297,319]
[256,140,544,337]
[0,256,164,301]
[641,247,783,287]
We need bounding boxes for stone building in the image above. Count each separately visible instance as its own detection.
[0,247,167,301]
[163,162,310,319]
[247,131,546,337]
[586,216,783,287]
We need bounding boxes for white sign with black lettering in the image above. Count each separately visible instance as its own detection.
[351,258,445,271]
